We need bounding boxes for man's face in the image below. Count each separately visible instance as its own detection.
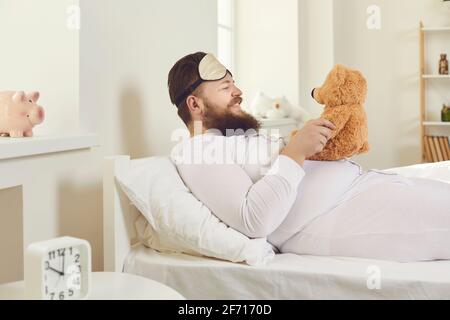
[196,73,261,135]
[202,72,243,114]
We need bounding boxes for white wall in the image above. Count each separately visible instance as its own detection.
[235,0,300,108]
[80,0,218,158]
[298,0,335,118]
[79,0,217,266]
[1,0,218,283]
[0,0,79,135]
[333,0,450,169]
[235,0,335,116]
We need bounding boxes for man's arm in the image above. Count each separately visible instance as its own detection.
[176,155,305,238]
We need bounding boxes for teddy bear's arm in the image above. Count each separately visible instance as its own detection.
[320,105,352,140]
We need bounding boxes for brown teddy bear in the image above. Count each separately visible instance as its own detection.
[293,64,370,161]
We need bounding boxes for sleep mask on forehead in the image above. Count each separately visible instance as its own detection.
[175,53,232,107]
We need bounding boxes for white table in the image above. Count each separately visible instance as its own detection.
[0,272,185,300]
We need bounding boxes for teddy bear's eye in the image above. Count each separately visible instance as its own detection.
[29,100,32,103]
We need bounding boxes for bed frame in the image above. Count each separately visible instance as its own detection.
[103,155,140,272]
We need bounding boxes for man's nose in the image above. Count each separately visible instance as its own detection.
[232,86,242,97]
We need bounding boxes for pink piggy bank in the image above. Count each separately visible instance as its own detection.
[0,91,45,138]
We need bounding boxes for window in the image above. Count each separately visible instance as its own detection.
[217,0,234,72]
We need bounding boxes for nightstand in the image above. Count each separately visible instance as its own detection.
[258,118,302,142]
[0,272,185,300]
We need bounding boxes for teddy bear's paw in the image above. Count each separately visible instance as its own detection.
[306,155,322,161]
[359,142,370,153]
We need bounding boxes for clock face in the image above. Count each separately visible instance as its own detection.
[43,245,85,300]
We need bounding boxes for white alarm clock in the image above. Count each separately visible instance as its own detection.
[24,236,91,300]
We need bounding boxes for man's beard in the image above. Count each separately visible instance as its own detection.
[201,97,261,136]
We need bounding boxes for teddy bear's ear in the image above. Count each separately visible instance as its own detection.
[355,70,368,102]
[327,64,347,84]
[333,64,345,71]
[332,64,350,79]
[355,70,367,86]
[340,69,368,104]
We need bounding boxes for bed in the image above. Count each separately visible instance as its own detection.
[103,156,450,300]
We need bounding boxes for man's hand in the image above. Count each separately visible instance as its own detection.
[281,118,336,166]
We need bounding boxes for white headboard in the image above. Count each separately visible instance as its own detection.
[103,155,140,272]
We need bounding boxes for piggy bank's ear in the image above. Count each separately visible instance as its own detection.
[13,91,25,103]
[27,92,40,103]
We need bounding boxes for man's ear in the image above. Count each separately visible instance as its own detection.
[186,95,203,115]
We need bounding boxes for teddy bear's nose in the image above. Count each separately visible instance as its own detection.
[275,103,280,109]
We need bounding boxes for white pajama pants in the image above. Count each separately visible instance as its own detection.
[280,172,450,262]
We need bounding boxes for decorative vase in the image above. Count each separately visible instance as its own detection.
[442,104,450,122]
[439,54,449,75]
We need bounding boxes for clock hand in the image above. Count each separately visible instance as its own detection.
[48,266,64,276]
[62,253,65,276]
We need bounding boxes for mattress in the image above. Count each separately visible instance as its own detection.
[124,244,450,299]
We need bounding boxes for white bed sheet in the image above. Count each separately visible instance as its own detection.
[124,244,450,299]
[124,160,450,300]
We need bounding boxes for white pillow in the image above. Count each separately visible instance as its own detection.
[115,156,275,266]
[384,160,450,184]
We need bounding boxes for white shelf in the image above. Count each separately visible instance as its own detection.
[0,133,99,160]
[423,122,450,127]
[421,27,450,32]
[422,75,450,79]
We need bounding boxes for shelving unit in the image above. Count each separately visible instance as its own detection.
[419,21,450,163]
